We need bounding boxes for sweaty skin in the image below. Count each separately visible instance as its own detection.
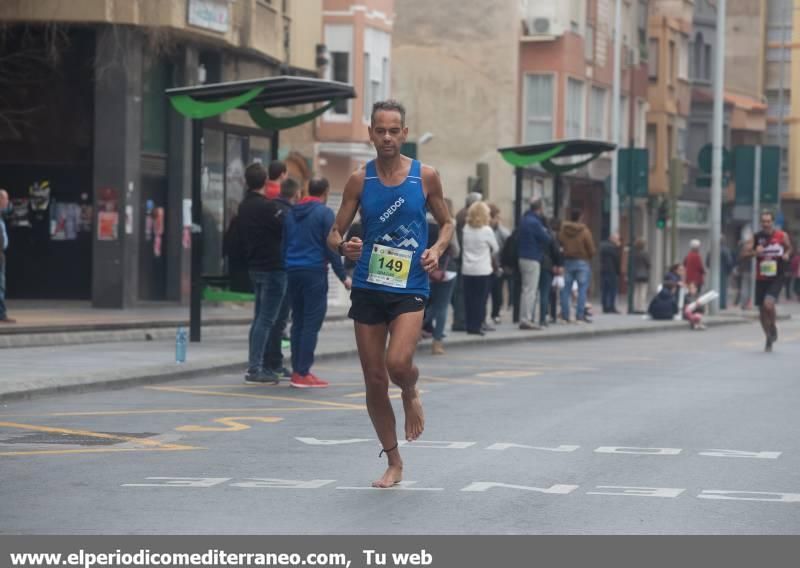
[328,108,453,487]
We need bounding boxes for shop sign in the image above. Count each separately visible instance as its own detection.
[187,0,230,34]
[676,201,709,229]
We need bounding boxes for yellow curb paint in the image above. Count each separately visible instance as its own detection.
[144,386,365,410]
[176,416,283,432]
[0,421,200,457]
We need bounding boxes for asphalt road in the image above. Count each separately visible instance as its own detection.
[2,316,799,534]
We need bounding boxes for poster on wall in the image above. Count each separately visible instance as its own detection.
[153,206,165,258]
[97,211,119,241]
[9,198,30,228]
[50,202,80,241]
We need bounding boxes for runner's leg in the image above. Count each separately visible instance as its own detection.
[354,321,401,488]
[386,310,425,442]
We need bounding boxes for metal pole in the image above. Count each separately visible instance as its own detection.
[709,0,726,314]
[190,119,204,342]
[626,151,636,314]
[751,146,762,308]
[610,0,623,235]
[776,0,790,197]
[513,167,523,324]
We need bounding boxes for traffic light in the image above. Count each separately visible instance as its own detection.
[657,201,668,230]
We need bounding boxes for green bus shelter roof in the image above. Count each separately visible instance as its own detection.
[498,139,616,172]
[166,75,356,122]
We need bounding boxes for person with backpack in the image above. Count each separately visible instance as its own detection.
[648,278,679,320]
[538,218,562,327]
[517,198,551,330]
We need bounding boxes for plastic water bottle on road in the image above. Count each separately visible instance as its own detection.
[175,326,187,364]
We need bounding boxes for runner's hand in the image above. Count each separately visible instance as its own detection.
[421,248,440,273]
[342,237,363,261]
[343,276,353,290]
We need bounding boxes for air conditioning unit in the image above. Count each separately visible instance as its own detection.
[530,17,551,34]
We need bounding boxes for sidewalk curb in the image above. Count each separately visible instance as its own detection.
[0,315,350,349]
[0,316,754,404]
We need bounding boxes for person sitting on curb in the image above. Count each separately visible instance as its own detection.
[683,282,706,331]
[648,279,679,321]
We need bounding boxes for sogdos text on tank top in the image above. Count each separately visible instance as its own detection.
[380,197,405,223]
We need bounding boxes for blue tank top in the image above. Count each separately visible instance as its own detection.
[352,159,430,297]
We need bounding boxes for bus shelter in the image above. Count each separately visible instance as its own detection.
[497,139,616,322]
[166,76,356,341]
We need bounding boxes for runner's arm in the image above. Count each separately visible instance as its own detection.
[421,165,454,272]
[783,233,794,260]
[328,169,364,261]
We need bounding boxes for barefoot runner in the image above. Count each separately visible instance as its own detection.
[328,100,454,488]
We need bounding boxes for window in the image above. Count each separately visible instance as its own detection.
[619,95,629,145]
[677,127,687,160]
[566,78,584,138]
[637,100,647,148]
[679,36,689,80]
[704,45,712,80]
[363,52,371,121]
[330,52,349,114]
[692,33,705,79]
[585,23,595,62]
[648,39,658,79]
[589,86,606,140]
[646,124,657,170]
[382,57,390,101]
[669,40,676,84]
[570,0,582,33]
[524,74,553,143]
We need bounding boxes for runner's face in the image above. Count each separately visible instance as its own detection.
[761,214,774,233]
[369,111,407,159]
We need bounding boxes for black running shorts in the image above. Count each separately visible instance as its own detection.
[755,277,784,307]
[348,288,427,325]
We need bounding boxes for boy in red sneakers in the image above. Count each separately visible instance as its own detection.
[283,177,351,388]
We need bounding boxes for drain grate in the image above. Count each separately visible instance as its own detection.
[0,432,159,447]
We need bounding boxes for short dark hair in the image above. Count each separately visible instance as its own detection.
[530,199,543,212]
[280,178,299,200]
[371,99,406,126]
[268,160,287,181]
[761,209,775,220]
[569,209,582,222]
[245,163,267,191]
[308,177,330,197]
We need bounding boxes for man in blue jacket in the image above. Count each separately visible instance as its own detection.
[517,198,551,330]
[283,177,352,388]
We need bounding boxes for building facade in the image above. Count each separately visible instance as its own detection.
[317,0,394,194]
[0,0,324,307]
[391,0,519,222]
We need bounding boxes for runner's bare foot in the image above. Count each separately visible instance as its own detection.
[372,464,403,488]
[402,388,425,441]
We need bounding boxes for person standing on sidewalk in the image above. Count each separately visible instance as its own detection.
[264,160,288,200]
[283,177,351,388]
[684,239,705,293]
[489,203,511,324]
[599,233,621,314]
[0,189,14,324]
[517,198,551,330]
[238,163,288,384]
[451,192,483,332]
[328,100,453,488]
[461,201,499,335]
[538,217,562,327]
[559,209,595,323]
[261,178,299,378]
[631,238,651,314]
[422,198,459,355]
